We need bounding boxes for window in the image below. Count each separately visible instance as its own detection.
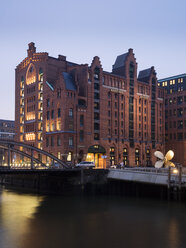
[69,137,73,146]
[94,102,99,110]
[58,108,61,118]
[57,136,61,146]
[67,152,72,161]
[47,99,50,107]
[80,115,84,127]
[51,110,54,119]
[57,88,61,98]
[80,130,84,142]
[178,120,183,129]
[177,96,183,105]
[94,92,99,99]
[94,112,99,120]
[94,123,99,130]
[51,123,55,131]
[51,136,54,146]
[177,133,183,140]
[47,111,50,120]
[69,108,73,117]
[46,137,49,147]
[94,133,99,140]
[177,108,183,117]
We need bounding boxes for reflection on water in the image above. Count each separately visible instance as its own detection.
[0,189,44,248]
[0,188,186,248]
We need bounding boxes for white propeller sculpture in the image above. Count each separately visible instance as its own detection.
[154,150,175,168]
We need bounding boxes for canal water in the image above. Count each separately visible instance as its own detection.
[0,187,186,248]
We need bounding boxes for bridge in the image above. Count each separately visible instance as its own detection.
[107,167,186,187]
[0,139,69,169]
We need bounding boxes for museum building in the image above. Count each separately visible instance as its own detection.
[15,42,164,167]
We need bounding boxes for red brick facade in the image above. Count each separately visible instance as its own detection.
[158,75,186,166]
[15,42,164,167]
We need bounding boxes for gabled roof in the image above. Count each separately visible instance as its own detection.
[113,53,128,69]
[138,68,151,79]
[62,72,76,91]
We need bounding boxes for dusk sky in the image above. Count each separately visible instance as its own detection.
[1,0,186,120]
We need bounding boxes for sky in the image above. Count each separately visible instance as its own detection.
[1,0,186,120]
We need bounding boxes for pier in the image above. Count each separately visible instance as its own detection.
[0,167,186,200]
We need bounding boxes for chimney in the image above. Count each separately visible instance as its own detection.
[27,42,36,57]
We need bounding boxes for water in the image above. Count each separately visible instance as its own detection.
[0,188,186,248]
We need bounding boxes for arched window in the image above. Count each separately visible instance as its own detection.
[39,67,43,82]
[146,149,151,166]
[123,148,128,166]
[135,148,140,166]
[26,64,36,85]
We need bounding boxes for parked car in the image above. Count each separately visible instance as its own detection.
[75,161,95,169]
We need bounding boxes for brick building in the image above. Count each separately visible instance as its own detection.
[15,42,164,167]
[0,119,15,165]
[158,74,186,166]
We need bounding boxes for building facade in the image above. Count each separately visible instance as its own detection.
[15,42,164,167]
[158,74,186,166]
[0,119,15,165]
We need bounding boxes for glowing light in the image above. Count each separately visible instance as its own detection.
[26,113,35,121]
[25,133,35,141]
[172,168,178,174]
[26,76,36,85]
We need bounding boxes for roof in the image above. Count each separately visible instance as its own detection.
[113,53,128,69]
[62,72,76,91]
[138,68,151,79]
[158,73,186,82]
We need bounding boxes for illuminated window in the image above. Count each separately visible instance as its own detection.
[178,78,180,83]
[51,123,55,131]
[170,89,172,94]
[162,82,164,87]
[173,80,175,85]
[57,152,60,159]
[25,133,35,141]
[181,78,183,83]
[57,121,61,131]
[67,152,72,161]
[170,80,172,85]
[26,64,36,85]
[165,81,167,86]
